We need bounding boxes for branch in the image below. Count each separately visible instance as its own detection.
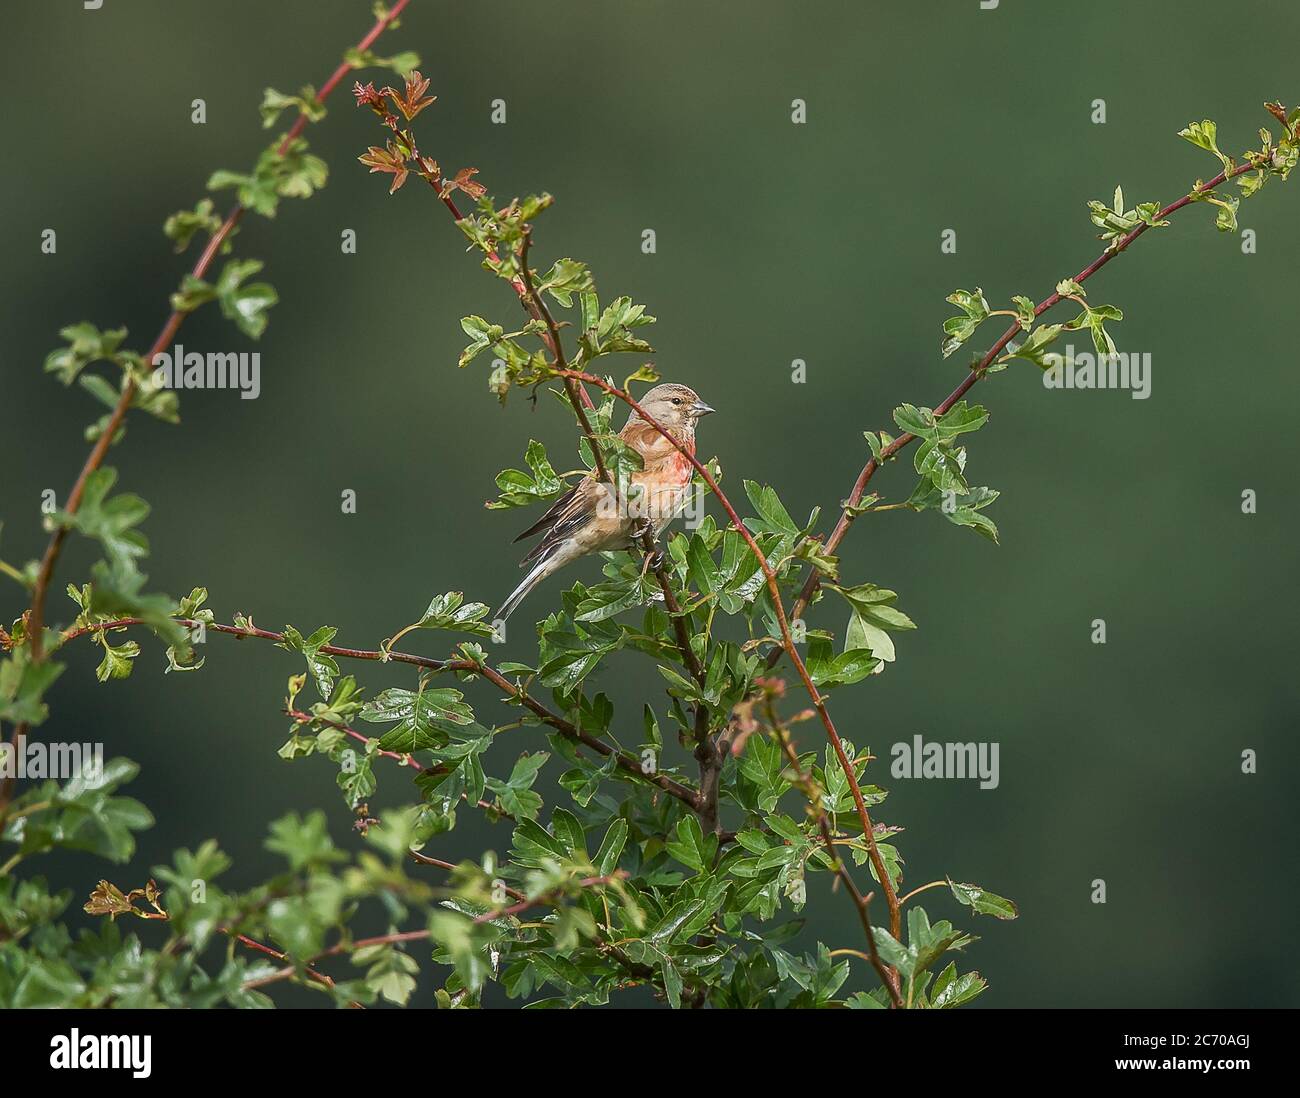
[782,151,1274,633]
[552,369,903,939]
[228,930,362,1007]
[472,872,626,924]
[765,695,901,1008]
[407,850,523,899]
[516,229,607,481]
[60,615,702,811]
[284,708,511,819]
[21,0,415,664]
[359,90,596,411]
[355,84,726,833]
[633,528,721,832]
[515,227,718,827]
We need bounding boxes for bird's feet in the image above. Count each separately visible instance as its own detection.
[629,516,655,544]
[629,519,664,577]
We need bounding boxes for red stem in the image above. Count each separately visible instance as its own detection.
[22,0,414,664]
[553,369,902,938]
[787,156,1260,627]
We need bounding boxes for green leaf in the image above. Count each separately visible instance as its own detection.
[1178,118,1233,175]
[940,287,990,358]
[412,592,496,638]
[458,315,505,367]
[207,136,327,219]
[661,956,683,1009]
[734,733,787,812]
[743,481,800,537]
[43,324,132,386]
[360,685,476,753]
[60,468,150,575]
[259,85,325,130]
[485,752,549,820]
[665,815,718,874]
[1189,186,1241,233]
[264,810,345,871]
[830,583,916,666]
[95,637,140,682]
[558,751,618,807]
[0,650,65,727]
[806,636,878,688]
[685,533,722,596]
[930,961,989,1008]
[353,943,419,1005]
[488,440,565,509]
[1087,186,1169,251]
[279,624,341,698]
[906,478,1001,543]
[593,819,629,876]
[947,878,1019,920]
[344,46,421,75]
[215,259,278,339]
[999,323,1063,369]
[871,906,969,984]
[163,198,224,254]
[22,757,155,863]
[537,258,593,307]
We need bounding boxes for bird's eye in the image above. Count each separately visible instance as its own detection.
[671,398,682,405]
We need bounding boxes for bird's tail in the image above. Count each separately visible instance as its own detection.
[495,555,560,623]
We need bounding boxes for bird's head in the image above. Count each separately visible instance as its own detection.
[629,383,716,434]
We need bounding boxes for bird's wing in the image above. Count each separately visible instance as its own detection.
[515,477,607,565]
[512,484,578,544]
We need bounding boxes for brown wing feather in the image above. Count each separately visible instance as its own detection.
[512,485,578,544]
[515,478,605,565]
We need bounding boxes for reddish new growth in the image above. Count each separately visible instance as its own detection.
[353,73,485,201]
[358,141,411,193]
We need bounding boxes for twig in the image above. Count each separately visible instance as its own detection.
[228,931,362,1007]
[21,0,415,666]
[407,851,526,900]
[0,0,416,824]
[284,707,511,818]
[764,696,901,1008]
[361,94,595,411]
[516,225,716,828]
[517,230,607,481]
[898,879,948,906]
[781,154,1271,634]
[472,873,625,924]
[60,615,702,810]
[551,368,903,939]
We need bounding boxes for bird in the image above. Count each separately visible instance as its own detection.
[495,382,716,622]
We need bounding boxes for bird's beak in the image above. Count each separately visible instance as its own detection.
[692,400,716,418]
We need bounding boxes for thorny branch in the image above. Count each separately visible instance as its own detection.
[549,368,904,939]
[10,3,1291,1007]
[762,690,901,1007]
[779,152,1281,636]
[0,0,416,818]
[379,122,1297,977]
[56,615,701,811]
[356,90,908,963]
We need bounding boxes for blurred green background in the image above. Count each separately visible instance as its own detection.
[3,0,1297,1007]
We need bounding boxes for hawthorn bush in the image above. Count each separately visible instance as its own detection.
[2,1,1295,1008]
